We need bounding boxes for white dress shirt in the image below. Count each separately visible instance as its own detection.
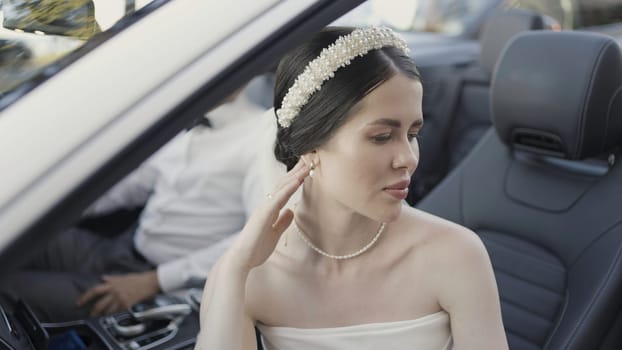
[87,96,273,292]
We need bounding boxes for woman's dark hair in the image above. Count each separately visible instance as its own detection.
[273,26,422,170]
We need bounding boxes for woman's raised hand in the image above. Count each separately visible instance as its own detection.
[227,159,309,273]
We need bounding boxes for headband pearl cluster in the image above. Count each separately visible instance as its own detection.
[276,26,410,128]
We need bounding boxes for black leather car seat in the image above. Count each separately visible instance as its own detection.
[408,8,548,205]
[418,31,622,350]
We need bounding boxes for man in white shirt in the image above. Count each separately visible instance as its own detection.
[0,92,276,322]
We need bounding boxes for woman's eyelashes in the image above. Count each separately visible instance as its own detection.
[371,133,392,143]
[407,132,420,142]
[370,130,420,144]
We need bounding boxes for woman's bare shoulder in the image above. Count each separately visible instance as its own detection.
[244,249,296,321]
[398,206,487,263]
[399,206,474,237]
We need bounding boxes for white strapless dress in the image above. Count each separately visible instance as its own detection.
[257,311,453,350]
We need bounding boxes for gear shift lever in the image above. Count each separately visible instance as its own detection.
[128,295,192,321]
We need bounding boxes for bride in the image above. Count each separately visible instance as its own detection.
[195,26,508,350]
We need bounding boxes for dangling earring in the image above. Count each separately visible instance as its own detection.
[309,161,315,178]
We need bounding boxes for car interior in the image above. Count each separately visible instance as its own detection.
[420,30,622,350]
[2,3,622,350]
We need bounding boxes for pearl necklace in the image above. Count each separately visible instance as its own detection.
[293,221,386,260]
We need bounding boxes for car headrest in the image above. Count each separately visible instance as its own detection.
[479,9,547,77]
[491,31,622,159]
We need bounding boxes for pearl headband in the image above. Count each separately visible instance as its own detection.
[276,26,410,128]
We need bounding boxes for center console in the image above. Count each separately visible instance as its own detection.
[0,289,202,350]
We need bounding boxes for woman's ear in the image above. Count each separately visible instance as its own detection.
[301,152,319,178]
[301,152,320,168]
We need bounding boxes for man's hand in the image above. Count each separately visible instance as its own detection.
[76,270,161,317]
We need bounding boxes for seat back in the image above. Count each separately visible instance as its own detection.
[418,31,622,350]
[408,9,549,204]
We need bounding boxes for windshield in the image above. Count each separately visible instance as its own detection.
[337,0,499,36]
[337,0,622,39]
[0,0,162,110]
[410,0,497,35]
